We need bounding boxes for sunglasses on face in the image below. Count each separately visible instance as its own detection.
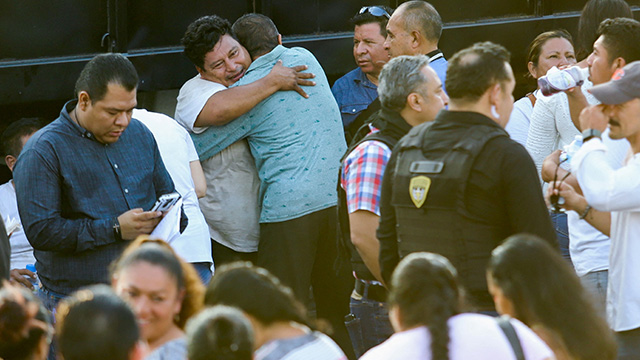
[358,6,391,19]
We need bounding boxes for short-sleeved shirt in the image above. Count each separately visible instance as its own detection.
[174,75,260,252]
[191,45,347,223]
[331,68,379,128]
[340,128,391,216]
[0,181,36,270]
[134,109,212,263]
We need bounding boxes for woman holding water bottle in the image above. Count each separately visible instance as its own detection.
[506,29,577,146]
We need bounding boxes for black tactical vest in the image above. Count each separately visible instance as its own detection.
[390,119,506,303]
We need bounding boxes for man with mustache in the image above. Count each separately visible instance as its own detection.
[347,1,447,143]
[332,6,393,132]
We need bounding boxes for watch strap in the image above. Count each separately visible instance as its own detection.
[582,128,602,142]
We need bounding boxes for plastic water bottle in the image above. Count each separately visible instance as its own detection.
[559,135,584,164]
[538,66,589,96]
[25,264,39,293]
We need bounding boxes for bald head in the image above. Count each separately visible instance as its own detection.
[384,1,443,58]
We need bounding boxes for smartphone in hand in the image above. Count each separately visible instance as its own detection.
[150,192,181,212]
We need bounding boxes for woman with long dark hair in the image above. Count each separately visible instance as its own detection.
[362,252,553,360]
[487,234,617,360]
[506,29,576,146]
[205,262,346,360]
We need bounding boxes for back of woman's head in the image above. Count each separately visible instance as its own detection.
[205,262,311,328]
[186,305,254,360]
[488,234,616,360]
[111,236,204,328]
[0,284,50,360]
[56,285,139,360]
[577,0,633,59]
[389,252,462,360]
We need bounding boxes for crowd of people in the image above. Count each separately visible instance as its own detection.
[2,0,640,359]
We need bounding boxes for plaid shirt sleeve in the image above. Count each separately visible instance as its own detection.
[341,140,392,216]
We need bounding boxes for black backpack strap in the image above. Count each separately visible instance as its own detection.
[496,316,525,360]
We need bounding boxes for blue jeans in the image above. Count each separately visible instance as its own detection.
[38,285,66,319]
[191,262,213,285]
[345,288,393,358]
[38,286,66,360]
[617,327,640,360]
[550,211,572,265]
[580,270,608,318]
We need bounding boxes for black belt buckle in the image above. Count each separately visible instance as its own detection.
[354,279,388,303]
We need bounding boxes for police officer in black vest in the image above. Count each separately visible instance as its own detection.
[377,42,557,311]
[338,55,448,357]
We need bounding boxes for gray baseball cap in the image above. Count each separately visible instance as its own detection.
[589,61,640,105]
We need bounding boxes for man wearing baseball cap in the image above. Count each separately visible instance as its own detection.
[564,60,640,359]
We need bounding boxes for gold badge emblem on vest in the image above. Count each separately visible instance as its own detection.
[409,176,431,208]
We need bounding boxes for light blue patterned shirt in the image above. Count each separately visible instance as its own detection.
[192,45,347,223]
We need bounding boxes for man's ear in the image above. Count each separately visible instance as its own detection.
[406,92,423,112]
[278,34,283,45]
[410,30,421,50]
[612,57,626,72]
[5,155,17,172]
[196,65,206,77]
[489,83,502,106]
[77,91,91,111]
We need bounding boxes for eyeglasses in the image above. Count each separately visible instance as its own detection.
[358,6,391,19]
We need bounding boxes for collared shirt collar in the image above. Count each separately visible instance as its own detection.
[426,49,444,62]
[354,68,377,89]
[61,100,99,142]
[246,45,288,74]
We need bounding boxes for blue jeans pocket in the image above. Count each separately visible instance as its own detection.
[345,312,365,358]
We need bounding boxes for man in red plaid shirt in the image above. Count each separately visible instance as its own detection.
[339,54,447,356]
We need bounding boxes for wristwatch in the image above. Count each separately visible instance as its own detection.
[582,128,602,142]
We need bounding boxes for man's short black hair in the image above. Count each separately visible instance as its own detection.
[350,6,393,38]
[74,53,138,103]
[598,17,640,64]
[1,118,43,157]
[182,15,234,69]
[232,14,279,59]
[445,41,511,102]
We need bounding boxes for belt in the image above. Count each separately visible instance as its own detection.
[354,278,388,303]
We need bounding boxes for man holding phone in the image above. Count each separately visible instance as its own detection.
[13,53,177,310]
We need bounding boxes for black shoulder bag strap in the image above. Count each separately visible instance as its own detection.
[496,315,525,360]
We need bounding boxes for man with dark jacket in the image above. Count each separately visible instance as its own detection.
[377,42,556,311]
